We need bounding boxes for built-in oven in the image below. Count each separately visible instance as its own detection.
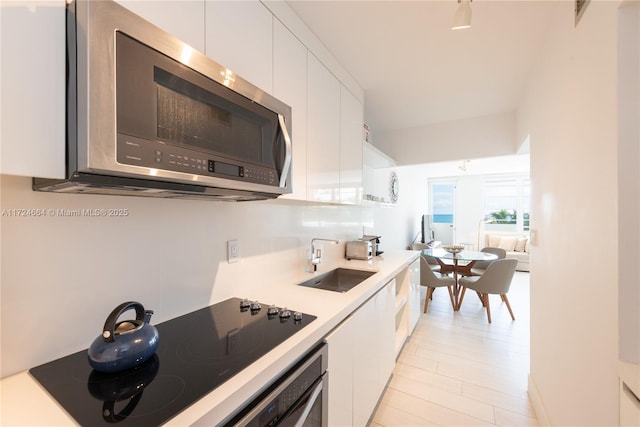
[221,343,328,427]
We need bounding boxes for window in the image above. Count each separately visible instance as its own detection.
[483,176,530,232]
[428,180,457,245]
[431,183,455,224]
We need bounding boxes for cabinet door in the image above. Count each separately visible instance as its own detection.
[205,0,272,93]
[328,281,397,426]
[351,294,378,427]
[325,316,354,427]
[339,86,364,204]
[307,54,340,203]
[377,279,397,391]
[408,259,421,333]
[352,280,396,426]
[273,21,307,201]
[116,1,205,52]
[1,1,65,178]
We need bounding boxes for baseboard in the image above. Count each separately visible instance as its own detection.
[528,374,551,426]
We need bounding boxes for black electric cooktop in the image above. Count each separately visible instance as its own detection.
[29,297,316,426]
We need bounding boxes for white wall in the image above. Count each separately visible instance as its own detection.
[369,165,429,251]
[375,110,518,165]
[0,175,373,378]
[369,159,530,252]
[518,1,620,425]
[617,0,639,366]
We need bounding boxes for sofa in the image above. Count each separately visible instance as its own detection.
[482,232,530,272]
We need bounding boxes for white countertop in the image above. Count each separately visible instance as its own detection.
[0,250,419,426]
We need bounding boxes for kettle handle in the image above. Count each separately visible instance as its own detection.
[102,301,146,343]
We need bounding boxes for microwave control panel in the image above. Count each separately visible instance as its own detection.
[116,134,277,186]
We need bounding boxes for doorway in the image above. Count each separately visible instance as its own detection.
[429,179,456,245]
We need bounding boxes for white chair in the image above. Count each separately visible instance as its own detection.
[469,247,506,276]
[458,258,518,323]
[419,255,456,313]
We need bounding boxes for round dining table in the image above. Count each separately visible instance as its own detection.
[420,248,498,310]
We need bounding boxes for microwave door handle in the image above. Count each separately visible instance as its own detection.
[292,380,323,427]
[278,114,292,189]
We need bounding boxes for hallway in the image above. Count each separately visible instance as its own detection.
[371,272,536,426]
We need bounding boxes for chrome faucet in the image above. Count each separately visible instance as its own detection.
[309,238,339,272]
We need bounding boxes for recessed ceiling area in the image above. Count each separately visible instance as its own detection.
[286,1,560,134]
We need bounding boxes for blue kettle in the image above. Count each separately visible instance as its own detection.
[88,301,159,373]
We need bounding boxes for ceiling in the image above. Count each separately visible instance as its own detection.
[286,0,561,134]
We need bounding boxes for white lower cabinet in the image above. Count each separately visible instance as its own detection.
[325,279,395,426]
[391,262,420,357]
[408,258,421,334]
[325,313,354,427]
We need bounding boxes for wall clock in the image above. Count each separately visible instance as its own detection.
[389,171,399,203]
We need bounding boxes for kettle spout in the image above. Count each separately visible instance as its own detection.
[144,310,154,324]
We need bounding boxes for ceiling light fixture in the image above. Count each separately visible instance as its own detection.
[452,0,472,30]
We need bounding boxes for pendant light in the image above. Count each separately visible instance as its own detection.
[452,0,472,30]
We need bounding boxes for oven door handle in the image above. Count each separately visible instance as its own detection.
[292,380,323,427]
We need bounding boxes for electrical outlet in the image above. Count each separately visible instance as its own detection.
[227,239,239,263]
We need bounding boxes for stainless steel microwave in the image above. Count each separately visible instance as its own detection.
[34,0,292,201]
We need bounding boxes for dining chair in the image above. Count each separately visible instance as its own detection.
[419,255,456,313]
[469,247,507,276]
[410,243,441,272]
[458,258,518,323]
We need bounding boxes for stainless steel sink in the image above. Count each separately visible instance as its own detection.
[297,268,376,293]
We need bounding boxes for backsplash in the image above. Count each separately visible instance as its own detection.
[0,175,374,378]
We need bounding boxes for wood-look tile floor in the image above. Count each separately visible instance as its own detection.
[370,272,537,427]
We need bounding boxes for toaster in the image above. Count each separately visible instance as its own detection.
[345,240,373,260]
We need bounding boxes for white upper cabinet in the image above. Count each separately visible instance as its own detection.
[205,0,273,93]
[306,54,340,203]
[1,0,65,178]
[273,21,307,201]
[339,87,364,204]
[0,0,206,179]
[115,1,205,52]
